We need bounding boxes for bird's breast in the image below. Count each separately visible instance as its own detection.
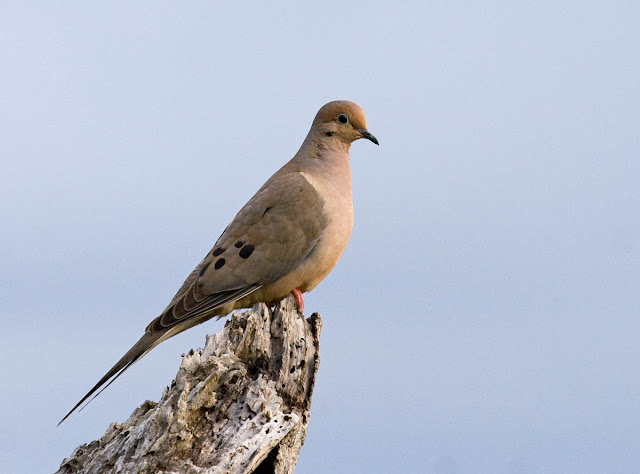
[293,170,353,291]
[238,169,353,306]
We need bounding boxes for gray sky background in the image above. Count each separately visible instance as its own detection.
[1,2,639,473]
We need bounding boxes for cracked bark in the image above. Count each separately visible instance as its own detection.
[57,295,322,474]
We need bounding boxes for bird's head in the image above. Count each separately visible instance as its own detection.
[313,100,379,146]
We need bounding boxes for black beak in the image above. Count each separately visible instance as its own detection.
[359,129,379,146]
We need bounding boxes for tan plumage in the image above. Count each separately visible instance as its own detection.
[59,100,378,425]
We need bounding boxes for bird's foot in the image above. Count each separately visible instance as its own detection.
[267,300,278,315]
[292,288,304,313]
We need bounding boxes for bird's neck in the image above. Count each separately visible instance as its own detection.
[297,133,351,170]
[292,134,352,201]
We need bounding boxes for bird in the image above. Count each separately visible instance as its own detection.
[58,100,378,425]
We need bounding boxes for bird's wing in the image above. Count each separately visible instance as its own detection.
[146,170,327,332]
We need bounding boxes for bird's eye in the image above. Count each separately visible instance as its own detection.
[337,114,349,124]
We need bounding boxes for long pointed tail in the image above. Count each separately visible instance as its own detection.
[58,331,165,425]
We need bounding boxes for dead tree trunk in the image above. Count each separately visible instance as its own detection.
[57,295,322,474]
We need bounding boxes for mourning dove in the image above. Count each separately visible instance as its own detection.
[59,100,378,424]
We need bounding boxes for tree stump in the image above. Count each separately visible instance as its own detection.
[57,295,322,474]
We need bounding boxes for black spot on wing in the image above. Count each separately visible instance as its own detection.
[199,262,211,277]
[234,240,244,248]
[214,258,226,269]
[212,247,225,256]
[239,244,254,259]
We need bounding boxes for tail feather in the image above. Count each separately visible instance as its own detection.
[58,332,165,425]
[58,285,264,425]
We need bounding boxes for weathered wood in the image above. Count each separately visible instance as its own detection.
[57,295,322,474]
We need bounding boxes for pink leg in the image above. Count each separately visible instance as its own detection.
[292,288,304,312]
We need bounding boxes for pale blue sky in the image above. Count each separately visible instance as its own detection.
[1,2,639,473]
